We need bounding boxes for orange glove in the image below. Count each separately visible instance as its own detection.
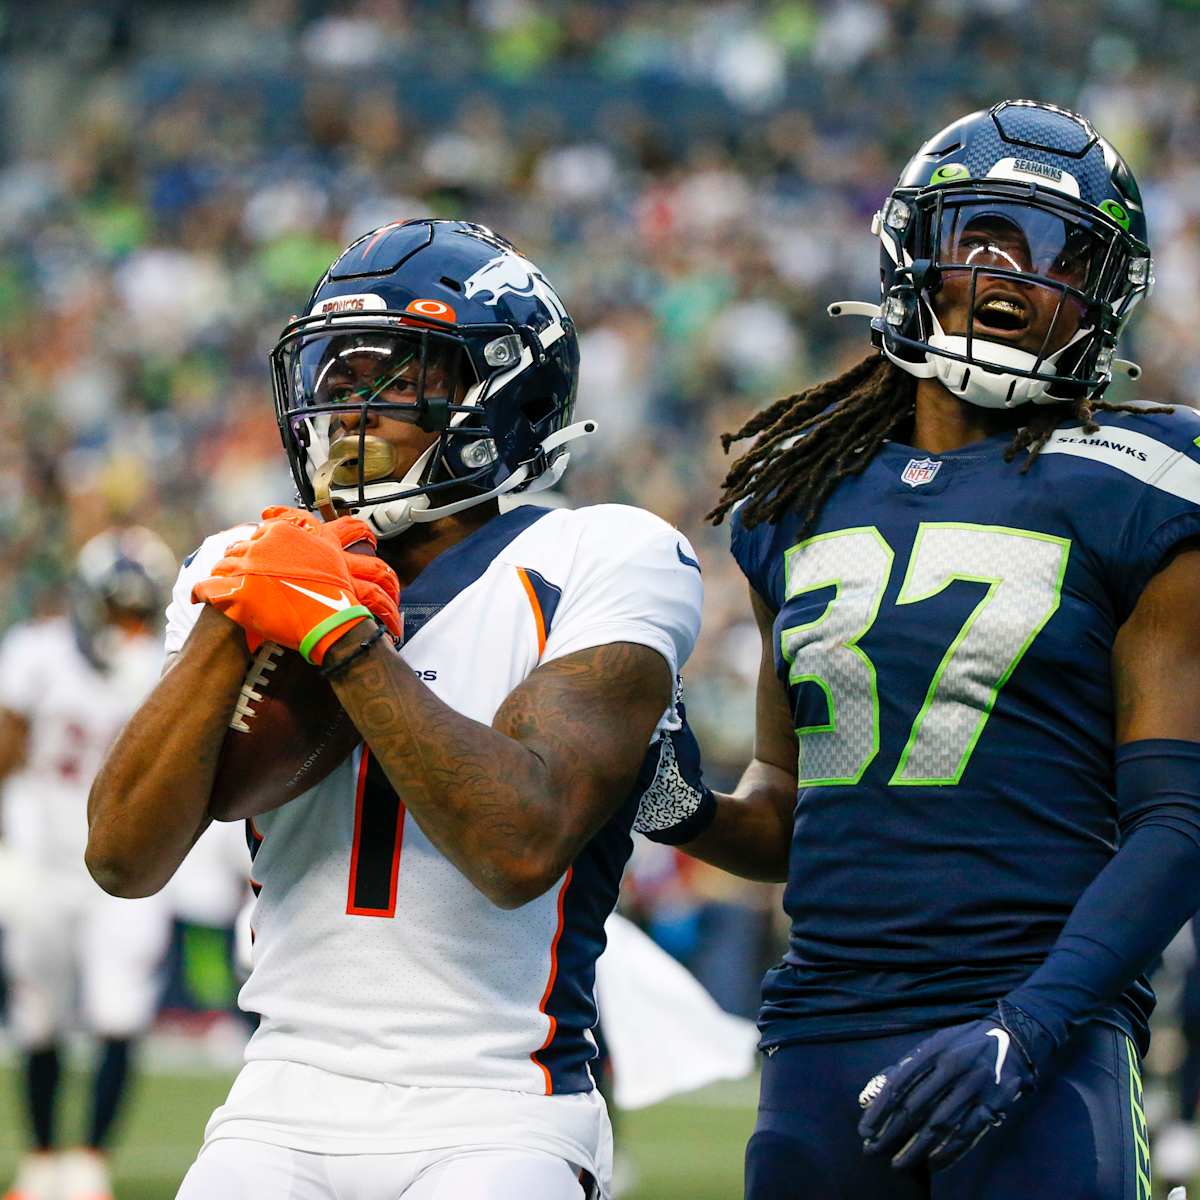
[193,519,387,665]
[258,506,402,638]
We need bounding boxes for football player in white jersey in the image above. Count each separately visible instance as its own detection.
[86,220,704,1200]
[0,527,176,1200]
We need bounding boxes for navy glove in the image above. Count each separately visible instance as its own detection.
[856,1000,1057,1172]
[631,680,717,846]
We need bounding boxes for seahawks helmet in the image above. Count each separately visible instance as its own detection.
[271,219,591,539]
[71,526,176,669]
[830,100,1153,408]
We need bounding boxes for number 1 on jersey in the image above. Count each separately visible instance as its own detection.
[347,749,406,917]
[782,522,1070,787]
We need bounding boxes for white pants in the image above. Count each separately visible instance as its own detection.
[0,861,170,1045]
[177,1139,593,1200]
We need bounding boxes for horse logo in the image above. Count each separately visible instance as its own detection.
[463,254,569,324]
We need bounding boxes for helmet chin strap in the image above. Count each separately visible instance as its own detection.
[318,419,598,540]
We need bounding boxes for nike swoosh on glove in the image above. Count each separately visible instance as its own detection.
[193,518,379,665]
[631,680,717,845]
[856,1000,1056,1172]
[259,506,402,640]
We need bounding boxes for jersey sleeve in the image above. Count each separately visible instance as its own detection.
[164,524,256,658]
[0,626,42,717]
[540,506,703,686]
[1111,433,1200,622]
[729,501,787,612]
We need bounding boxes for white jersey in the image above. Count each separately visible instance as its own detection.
[168,503,701,1156]
[0,617,162,868]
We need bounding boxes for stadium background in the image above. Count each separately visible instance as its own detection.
[1,0,1200,1196]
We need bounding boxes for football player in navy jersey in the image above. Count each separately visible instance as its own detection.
[633,100,1200,1198]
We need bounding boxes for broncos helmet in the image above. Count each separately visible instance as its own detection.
[71,526,177,669]
[271,219,592,539]
[830,99,1153,408]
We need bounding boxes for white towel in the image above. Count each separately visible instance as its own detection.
[595,912,760,1110]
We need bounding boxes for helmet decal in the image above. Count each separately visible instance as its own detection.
[405,298,457,321]
[930,162,969,185]
[1100,199,1131,231]
[463,254,570,326]
[310,293,387,317]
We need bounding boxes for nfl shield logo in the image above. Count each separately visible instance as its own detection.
[901,457,942,488]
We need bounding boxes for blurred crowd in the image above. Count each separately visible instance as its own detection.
[2,0,1200,1012]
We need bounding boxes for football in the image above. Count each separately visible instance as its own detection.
[208,641,360,821]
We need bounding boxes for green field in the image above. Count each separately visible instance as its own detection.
[0,1064,756,1199]
[6,1066,1191,1199]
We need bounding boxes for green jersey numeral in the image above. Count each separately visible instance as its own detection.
[781,523,1070,787]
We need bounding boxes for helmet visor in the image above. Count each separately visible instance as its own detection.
[935,200,1113,294]
[290,327,473,427]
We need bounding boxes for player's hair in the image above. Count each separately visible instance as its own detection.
[709,352,1169,530]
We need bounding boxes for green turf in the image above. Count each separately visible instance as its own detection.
[0,1064,754,1199]
[0,1064,236,1196]
[620,1085,754,1199]
[11,1066,1188,1200]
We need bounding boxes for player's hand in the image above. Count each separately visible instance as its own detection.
[631,680,717,845]
[856,1001,1055,1172]
[258,506,402,640]
[193,518,380,665]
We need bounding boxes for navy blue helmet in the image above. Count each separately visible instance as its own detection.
[831,100,1153,408]
[271,219,590,538]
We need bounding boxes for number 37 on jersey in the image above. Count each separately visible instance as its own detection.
[780,522,1070,788]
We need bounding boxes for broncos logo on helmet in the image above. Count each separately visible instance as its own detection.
[463,254,570,327]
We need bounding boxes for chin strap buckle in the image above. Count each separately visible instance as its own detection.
[1112,358,1142,381]
[827,301,882,320]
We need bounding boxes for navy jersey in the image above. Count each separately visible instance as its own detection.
[731,407,1200,1052]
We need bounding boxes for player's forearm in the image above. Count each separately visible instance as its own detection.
[1006,823,1200,1046]
[327,637,570,909]
[86,607,249,897]
[1006,739,1200,1047]
[681,759,793,882]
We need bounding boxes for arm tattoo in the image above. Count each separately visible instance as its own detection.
[329,639,671,897]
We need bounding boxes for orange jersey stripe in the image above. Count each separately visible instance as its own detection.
[516,567,547,657]
[531,866,573,1094]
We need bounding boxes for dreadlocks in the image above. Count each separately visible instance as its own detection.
[708,351,1170,533]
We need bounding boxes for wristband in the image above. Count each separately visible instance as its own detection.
[319,622,387,679]
[299,605,372,664]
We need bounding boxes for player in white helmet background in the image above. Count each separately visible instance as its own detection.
[0,527,176,1200]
